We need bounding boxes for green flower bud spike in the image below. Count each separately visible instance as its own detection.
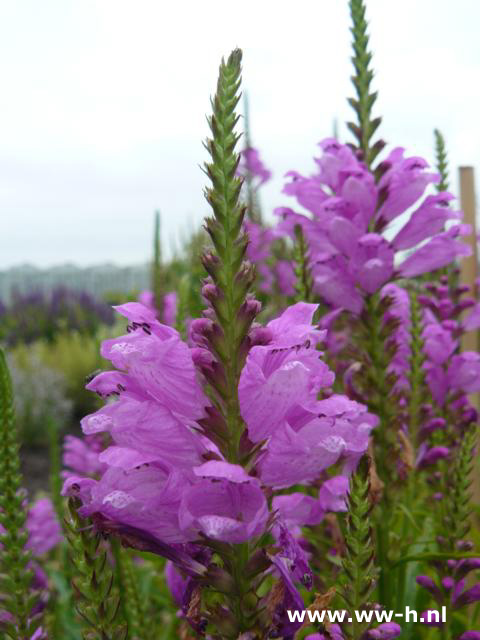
[64,497,127,640]
[0,347,40,640]
[293,224,313,303]
[201,48,257,464]
[339,456,378,640]
[347,0,385,168]
[434,128,449,193]
[443,426,477,550]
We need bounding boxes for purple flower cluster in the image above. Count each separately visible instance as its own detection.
[65,302,374,539]
[63,299,377,633]
[0,286,114,345]
[274,139,471,313]
[419,278,480,405]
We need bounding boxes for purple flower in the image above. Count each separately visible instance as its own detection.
[238,147,272,186]
[239,303,333,443]
[376,149,439,223]
[258,413,374,488]
[448,353,480,393]
[350,233,394,294]
[179,467,268,544]
[416,575,442,602]
[367,622,402,639]
[463,302,480,331]
[305,625,344,640]
[63,434,106,478]
[82,398,207,471]
[453,584,480,609]
[137,290,177,326]
[66,464,193,544]
[165,560,192,608]
[271,522,313,591]
[454,558,480,580]
[272,493,324,534]
[319,475,349,512]
[398,224,472,278]
[99,303,207,422]
[416,446,450,468]
[138,290,155,309]
[311,255,363,314]
[392,193,460,250]
[422,322,457,365]
[1,497,62,558]
[25,498,63,556]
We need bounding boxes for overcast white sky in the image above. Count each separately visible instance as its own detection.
[0,0,479,268]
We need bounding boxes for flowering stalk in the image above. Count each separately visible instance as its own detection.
[434,129,449,192]
[442,426,476,553]
[152,210,163,314]
[340,456,378,640]
[348,0,384,168]
[0,347,39,640]
[64,497,127,640]
[202,47,255,463]
[294,224,313,302]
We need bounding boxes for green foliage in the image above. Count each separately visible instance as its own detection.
[64,498,127,640]
[0,347,39,639]
[347,0,384,168]
[7,348,73,446]
[22,329,113,419]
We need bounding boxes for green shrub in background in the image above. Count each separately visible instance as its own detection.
[7,351,72,447]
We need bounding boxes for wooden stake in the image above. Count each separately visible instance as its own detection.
[459,167,478,355]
